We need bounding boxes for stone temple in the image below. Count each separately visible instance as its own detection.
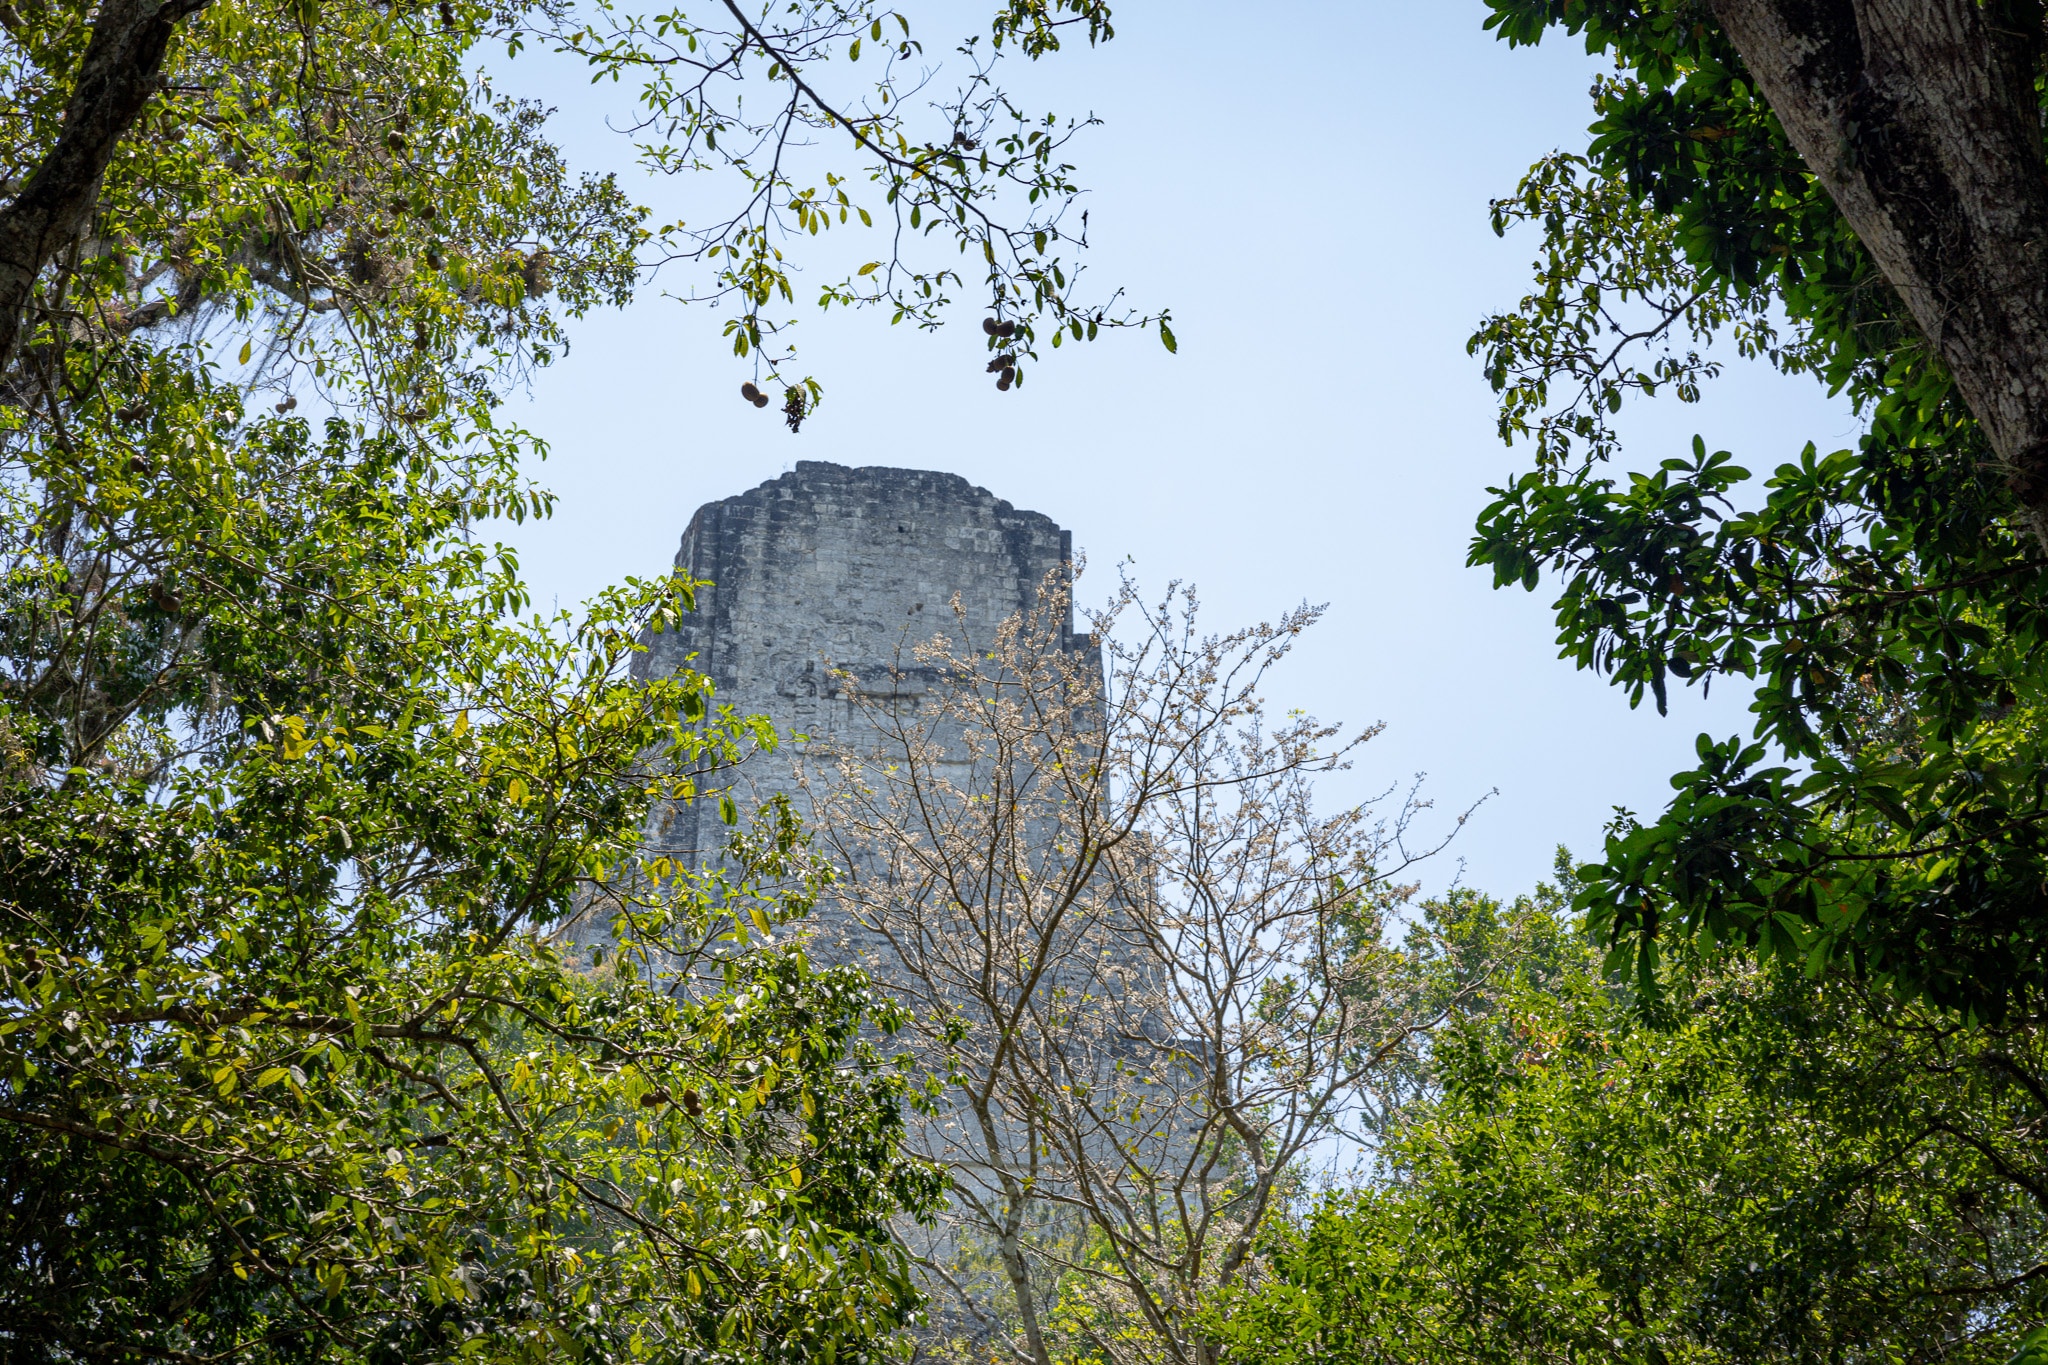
[632,459,1089,865]
[626,462,1164,1348]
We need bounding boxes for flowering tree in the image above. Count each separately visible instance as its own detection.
[803,573,1474,1365]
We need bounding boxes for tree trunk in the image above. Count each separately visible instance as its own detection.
[0,0,209,376]
[1705,0,2048,542]
[971,1094,1054,1365]
[996,1218,1052,1365]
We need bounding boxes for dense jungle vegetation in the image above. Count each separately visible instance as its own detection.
[2,0,2046,1362]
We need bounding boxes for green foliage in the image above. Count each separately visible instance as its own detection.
[0,0,1188,1352]
[1201,885,2048,1363]
[3,0,1154,444]
[0,0,643,440]
[1465,1,2048,1018]
[0,394,942,1360]
[0,0,1160,1350]
[531,0,1167,395]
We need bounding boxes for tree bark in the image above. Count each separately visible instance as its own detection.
[1705,0,2048,541]
[0,0,209,376]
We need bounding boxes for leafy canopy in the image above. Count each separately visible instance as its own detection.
[0,393,945,1359]
[0,0,1152,1357]
[1467,1,2048,1019]
[1202,880,2048,1363]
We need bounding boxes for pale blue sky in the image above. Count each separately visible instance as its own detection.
[493,2,1861,899]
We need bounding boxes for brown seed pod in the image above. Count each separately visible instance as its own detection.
[753,394,770,408]
[996,370,1014,391]
[424,245,444,270]
[985,354,1014,373]
[438,0,454,25]
[995,320,1016,339]
[388,196,408,215]
[981,317,1000,335]
[638,1089,669,1108]
[681,1088,702,1116]
[386,130,406,152]
[741,381,762,403]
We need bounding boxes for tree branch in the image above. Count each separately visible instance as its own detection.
[0,0,213,374]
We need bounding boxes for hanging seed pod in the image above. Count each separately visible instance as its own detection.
[753,394,770,408]
[438,0,455,25]
[386,130,406,152]
[741,381,763,403]
[424,244,444,270]
[996,370,1014,391]
[982,317,1000,335]
[681,1088,702,1116]
[995,320,1016,339]
[985,354,1013,372]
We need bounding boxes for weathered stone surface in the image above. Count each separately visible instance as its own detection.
[625,462,1153,1342]
[633,459,1084,864]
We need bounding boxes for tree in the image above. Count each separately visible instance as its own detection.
[0,0,1152,1354]
[1469,2,2048,1017]
[1482,1,2048,531]
[1200,874,2048,1363]
[0,0,1162,439]
[799,573,1468,1365]
[0,413,942,1360]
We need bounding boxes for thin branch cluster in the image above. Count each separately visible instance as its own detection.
[800,570,1476,1365]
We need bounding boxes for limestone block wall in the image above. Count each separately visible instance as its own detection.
[624,463,1182,1341]
[632,460,1088,865]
